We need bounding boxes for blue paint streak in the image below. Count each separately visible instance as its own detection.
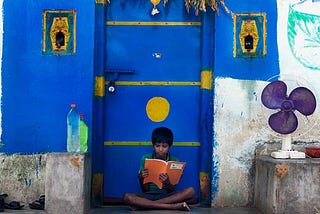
[24,178,31,187]
[35,164,39,178]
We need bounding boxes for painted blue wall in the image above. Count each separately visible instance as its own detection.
[211,0,279,202]
[0,1,279,152]
[0,0,280,205]
[214,0,279,80]
[1,1,95,154]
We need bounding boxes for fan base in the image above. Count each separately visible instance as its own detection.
[271,151,306,159]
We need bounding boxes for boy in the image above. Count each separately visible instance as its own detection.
[123,127,195,211]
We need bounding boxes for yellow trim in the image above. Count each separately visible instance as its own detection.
[42,13,47,52]
[106,21,202,26]
[74,12,77,53]
[233,14,237,57]
[233,12,267,57]
[95,76,105,97]
[201,71,213,90]
[262,13,267,56]
[104,141,201,146]
[105,81,200,86]
[96,0,107,4]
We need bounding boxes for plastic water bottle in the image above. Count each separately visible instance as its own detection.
[79,114,88,152]
[67,104,80,152]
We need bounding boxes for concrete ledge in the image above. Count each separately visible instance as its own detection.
[254,156,320,214]
[45,153,91,214]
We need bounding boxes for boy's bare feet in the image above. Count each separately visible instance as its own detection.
[176,202,190,211]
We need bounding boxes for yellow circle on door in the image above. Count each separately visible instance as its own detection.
[146,97,170,122]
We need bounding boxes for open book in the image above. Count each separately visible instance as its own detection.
[143,159,186,189]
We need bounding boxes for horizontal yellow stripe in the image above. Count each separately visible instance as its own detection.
[96,0,107,4]
[106,81,200,86]
[104,141,200,146]
[106,21,202,26]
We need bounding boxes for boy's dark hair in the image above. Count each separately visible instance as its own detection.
[151,127,173,146]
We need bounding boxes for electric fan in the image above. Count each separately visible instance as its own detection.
[261,80,317,159]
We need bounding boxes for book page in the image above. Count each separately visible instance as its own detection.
[166,161,186,185]
[143,159,167,189]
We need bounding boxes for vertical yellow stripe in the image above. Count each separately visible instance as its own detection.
[201,71,212,90]
[263,13,267,55]
[42,12,47,52]
[94,76,105,97]
[73,11,77,53]
[233,14,237,58]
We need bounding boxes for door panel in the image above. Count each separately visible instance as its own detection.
[104,0,202,201]
[106,26,200,81]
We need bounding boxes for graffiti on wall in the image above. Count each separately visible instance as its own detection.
[278,0,320,73]
[287,0,320,70]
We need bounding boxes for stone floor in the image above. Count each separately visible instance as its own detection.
[90,205,263,214]
[1,205,263,214]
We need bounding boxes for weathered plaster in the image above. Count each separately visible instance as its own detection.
[0,154,46,204]
[212,77,320,207]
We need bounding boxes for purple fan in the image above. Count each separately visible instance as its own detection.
[261,80,316,134]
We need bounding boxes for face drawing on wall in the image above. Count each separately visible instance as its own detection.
[287,0,320,70]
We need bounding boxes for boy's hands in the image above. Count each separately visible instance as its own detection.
[140,168,149,178]
[140,169,171,185]
[159,173,170,185]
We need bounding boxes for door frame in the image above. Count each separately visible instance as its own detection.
[91,1,215,206]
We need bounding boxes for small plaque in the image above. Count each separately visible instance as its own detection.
[233,13,266,58]
[42,10,76,55]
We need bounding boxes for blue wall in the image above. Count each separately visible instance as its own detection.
[0,1,280,152]
[214,0,279,80]
[1,1,95,154]
[0,0,281,205]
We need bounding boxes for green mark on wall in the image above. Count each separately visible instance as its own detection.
[287,5,320,70]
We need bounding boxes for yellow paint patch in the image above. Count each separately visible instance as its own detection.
[94,76,105,97]
[200,172,210,200]
[201,71,212,90]
[275,163,288,178]
[93,173,103,200]
[96,0,107,4]
[70,155,83,168]
[146,97,170,122]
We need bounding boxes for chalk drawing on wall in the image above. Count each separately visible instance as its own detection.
[287,0,320,70]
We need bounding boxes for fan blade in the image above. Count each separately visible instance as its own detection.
[261,81,287,109]
[289,87,316,116]
[268,111,298,134]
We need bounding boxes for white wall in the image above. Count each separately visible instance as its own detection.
[213,0,320,206]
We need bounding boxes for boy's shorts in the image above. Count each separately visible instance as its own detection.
[136,189,177,201]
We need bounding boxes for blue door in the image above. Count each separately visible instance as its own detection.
[103,1,203,202]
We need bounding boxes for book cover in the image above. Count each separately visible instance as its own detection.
[143,158,186,189]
